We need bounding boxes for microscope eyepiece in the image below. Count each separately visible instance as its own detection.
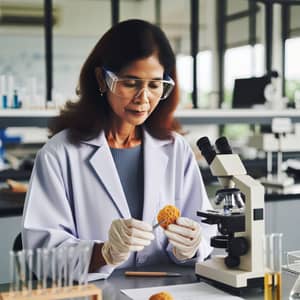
[215,136,233,154]
[196,137,217,165]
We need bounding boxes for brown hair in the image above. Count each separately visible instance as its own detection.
[49,19,181,143]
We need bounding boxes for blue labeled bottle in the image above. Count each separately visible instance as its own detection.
[13,90,19,108]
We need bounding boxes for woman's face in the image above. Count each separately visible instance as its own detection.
[105,55,164,128]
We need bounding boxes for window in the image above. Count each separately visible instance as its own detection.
[284,4,300,103]
[0,1,45,109]
[222,0,265,140]
[52,0,111,106]
[120,0,155,22]
[176,55,193,108]
[161,0,192,108]
[285,37,300,102]
[197,50,213,108]
[224,44,264,107]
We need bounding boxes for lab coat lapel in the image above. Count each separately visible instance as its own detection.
[87,132,131,219]
[143,130,169,225]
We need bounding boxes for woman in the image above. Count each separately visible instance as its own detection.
[22,19,216,280]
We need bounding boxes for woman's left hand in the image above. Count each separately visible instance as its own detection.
[164,217,202,261]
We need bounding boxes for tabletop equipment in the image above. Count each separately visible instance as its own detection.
[196,136,265,290]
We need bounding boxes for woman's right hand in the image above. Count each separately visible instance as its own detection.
[101,218,154,265]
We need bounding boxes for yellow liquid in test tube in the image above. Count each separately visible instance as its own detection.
[264,233,283,300]
[264,272,282,300]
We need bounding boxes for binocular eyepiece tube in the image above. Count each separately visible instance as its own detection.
[215,136,233,154]
[196,136,233,165]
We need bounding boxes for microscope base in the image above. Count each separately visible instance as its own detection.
[195,256,264,289]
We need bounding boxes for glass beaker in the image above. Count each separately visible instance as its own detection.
[290,274,300,299]
[287,251,300,274]
[264,233,283,300]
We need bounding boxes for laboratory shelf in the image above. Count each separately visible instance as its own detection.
[0,109,58,127]
[2,108,300,127]
[175,108,300,125]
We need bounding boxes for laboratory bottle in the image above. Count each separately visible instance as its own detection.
[290,274,300,299]
[264,233,283,300]
[13,90,19,108]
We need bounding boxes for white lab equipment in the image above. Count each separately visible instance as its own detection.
[264,71,284,110]
[248,117,295,188]
[195,136,265,290]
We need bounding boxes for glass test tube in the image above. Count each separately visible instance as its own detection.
[63,247,68,288]
[78,247,83,287]
[81,245,91,300]
[51,248,57,292]
[56,247,63,289]
[17,250,27,294]
[36,248,42,290]
[42,249,49,290]
[9,250,17,295]
[264,233,283,300]
[26,250,33,294]
[14,251,21,292]
[79,245,90,288]
[68,246,75,288]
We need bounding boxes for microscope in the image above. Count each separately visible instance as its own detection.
[196,136,265,290]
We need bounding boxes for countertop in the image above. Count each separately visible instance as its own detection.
[0,263,297,299]
[0,191,25,217]
[96,265,297,300]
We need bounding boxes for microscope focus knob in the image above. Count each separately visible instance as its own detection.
[211,235,228,248]
[228,237,249,257]
[225,255,240,268]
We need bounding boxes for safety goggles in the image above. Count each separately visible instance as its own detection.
[104,69,175,100]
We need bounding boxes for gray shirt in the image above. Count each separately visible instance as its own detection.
[110,145,144,220]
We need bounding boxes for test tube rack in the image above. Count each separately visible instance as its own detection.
[0,284,102,300]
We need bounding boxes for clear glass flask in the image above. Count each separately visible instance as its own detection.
[264,233,283,300]
[290,275,300,299]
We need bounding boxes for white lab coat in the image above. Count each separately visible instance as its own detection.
[22,127,216,280]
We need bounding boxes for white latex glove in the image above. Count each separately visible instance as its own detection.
[102,218,154,265]
[164,217,202,261]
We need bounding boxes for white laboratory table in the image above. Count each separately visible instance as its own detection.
[0,262,297,299]
[91,264,296,300]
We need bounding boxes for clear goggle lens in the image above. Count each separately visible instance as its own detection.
[104,70,174,100]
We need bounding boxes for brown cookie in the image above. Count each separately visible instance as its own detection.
[149,291,174,300]
[157,205,180,229]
